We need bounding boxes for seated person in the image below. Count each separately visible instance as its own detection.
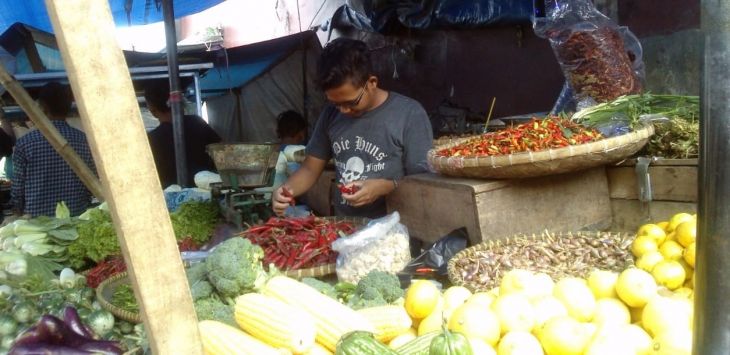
[145,81,222,188]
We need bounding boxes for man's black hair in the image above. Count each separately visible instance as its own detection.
[38,82,72,118]
[276,110,307,139]
[316,38,372,91]
[144,80,171,113]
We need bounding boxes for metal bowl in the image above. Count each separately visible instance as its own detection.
[206,143,280,189]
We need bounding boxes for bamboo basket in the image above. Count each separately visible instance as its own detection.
[96,272,143,323]
[447,231,635,292]
[429,123,654,179]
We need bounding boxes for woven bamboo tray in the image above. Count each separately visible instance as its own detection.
[96,272,143,323]
[428,123,654,179]
[447,231,635,292]
[247,216,369,279]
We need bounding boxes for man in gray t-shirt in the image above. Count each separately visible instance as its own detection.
[272,38,433,218]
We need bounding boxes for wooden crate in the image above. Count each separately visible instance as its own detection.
[306,170,336,216]
[607,159,697,231]
[386,167,612,245]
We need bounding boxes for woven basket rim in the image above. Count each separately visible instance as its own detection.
[95,271,143,324]
[429,123,654,168]
[447,231,633,289]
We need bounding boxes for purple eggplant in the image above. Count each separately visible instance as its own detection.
[9,342,95,355]
[77,341,124,354]
[12,325,46,347]
[62,307,96,339]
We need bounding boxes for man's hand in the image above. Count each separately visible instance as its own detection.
[341,179,395,207]
[272,185,295,216]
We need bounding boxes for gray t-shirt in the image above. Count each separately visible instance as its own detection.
[307,92,433,218]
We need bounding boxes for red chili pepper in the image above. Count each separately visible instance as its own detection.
[281,187,296,206]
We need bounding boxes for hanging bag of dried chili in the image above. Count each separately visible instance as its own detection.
[533,0,644,107]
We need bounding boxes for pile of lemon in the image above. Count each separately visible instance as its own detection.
[394,212,698,355]
[631,212,696,294]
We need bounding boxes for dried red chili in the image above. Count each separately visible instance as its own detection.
[436,116,603,158]
[337,184,359,194]
[238,216,356,270]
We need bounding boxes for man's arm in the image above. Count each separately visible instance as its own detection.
[271,155,327,215]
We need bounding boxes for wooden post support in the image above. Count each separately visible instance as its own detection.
[0,64,104,200]
[45,1,202,354]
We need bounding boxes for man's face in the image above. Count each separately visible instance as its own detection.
[325,77,376,117]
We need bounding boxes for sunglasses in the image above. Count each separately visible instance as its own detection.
[333,85,367,109]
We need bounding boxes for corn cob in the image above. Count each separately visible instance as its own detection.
[356,305,412,342]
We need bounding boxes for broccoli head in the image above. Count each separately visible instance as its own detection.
[190,280,213,301]
[194,297,236,326]
[186,262,208,284]
[301,277,338,299]
[206,238,266,298]
[356,271,404,303]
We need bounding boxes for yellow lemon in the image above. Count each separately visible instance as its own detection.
[388,330,417,349]
[651,328,692,355]
[448,303,502,346]
[665,231,677,243]
[585,325,636,355]
[637,223,667,245]
[500,269,535,296]
[657,221,670,232]
[659,240,684,261]
[531,296,569,329]
[592,298,631,326]
[642,296,692,337]
[683,242,696,268]
[586,270,619,299]
[487,287,501,298]
[537,316,591,355]
[417,297,445,335]
[673,287,693,299]
[636,251,665,273]
[465,292,496,310]
[443,286,473,312]
[667,213,694,233]
[492,293,536,334]
[497,331,544,355]
[553,277,596,322]
[675,220,697,247]
[405,280,442,319]
[652,260,686,290]
[632,236,659,258]
[622,324,653,354]
[527,272,555,301]
[616,268,658,308]
[469,337,497,355]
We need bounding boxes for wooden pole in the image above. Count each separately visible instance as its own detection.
[44,1,202,354]
[0,64,104,200]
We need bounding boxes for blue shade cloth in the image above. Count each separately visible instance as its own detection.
[0,0,224,34]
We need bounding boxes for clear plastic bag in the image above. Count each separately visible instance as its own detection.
[534,0,643,106]
[332,211,411,283]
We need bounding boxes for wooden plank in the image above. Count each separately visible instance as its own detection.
[616,158,698,166]
[387,167,612,244]
[607,166,697,202]
[474,167,613,240]
[45,1,202,354]
[387,175,481,245]
[610,199,697,232]
[0,64,104,200]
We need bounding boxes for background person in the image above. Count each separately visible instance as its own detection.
[10,82,96,217]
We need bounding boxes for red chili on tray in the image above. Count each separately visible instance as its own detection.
[239,216,356,271]
[436,116,603,158]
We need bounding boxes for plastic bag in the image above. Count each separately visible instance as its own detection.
[401,228,469,277]
[534,0,643,107]
[331,211,411,283]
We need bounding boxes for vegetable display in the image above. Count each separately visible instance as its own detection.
[241,216,356,271]
[435,117,603,158]
[346,271,404,310]
[9,312,123,355]
[170,200,220,245]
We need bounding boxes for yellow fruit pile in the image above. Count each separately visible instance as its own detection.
[631,212,697,292]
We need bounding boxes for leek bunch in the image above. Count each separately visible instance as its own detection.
[572,94,699,128]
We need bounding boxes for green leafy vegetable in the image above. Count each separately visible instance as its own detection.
[170,200,220,245]
[66,209,119,269]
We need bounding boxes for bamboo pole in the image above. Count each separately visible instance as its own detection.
[0,64,104,200]
[45,1,202,353]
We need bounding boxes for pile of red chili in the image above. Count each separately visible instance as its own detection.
[240,216,356,270]
[436,116,604,157]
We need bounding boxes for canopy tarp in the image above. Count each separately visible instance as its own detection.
[0,0,225,34]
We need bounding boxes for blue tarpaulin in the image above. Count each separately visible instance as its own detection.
[0,0,224,34]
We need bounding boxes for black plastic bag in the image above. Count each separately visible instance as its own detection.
[401,227,469,277]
